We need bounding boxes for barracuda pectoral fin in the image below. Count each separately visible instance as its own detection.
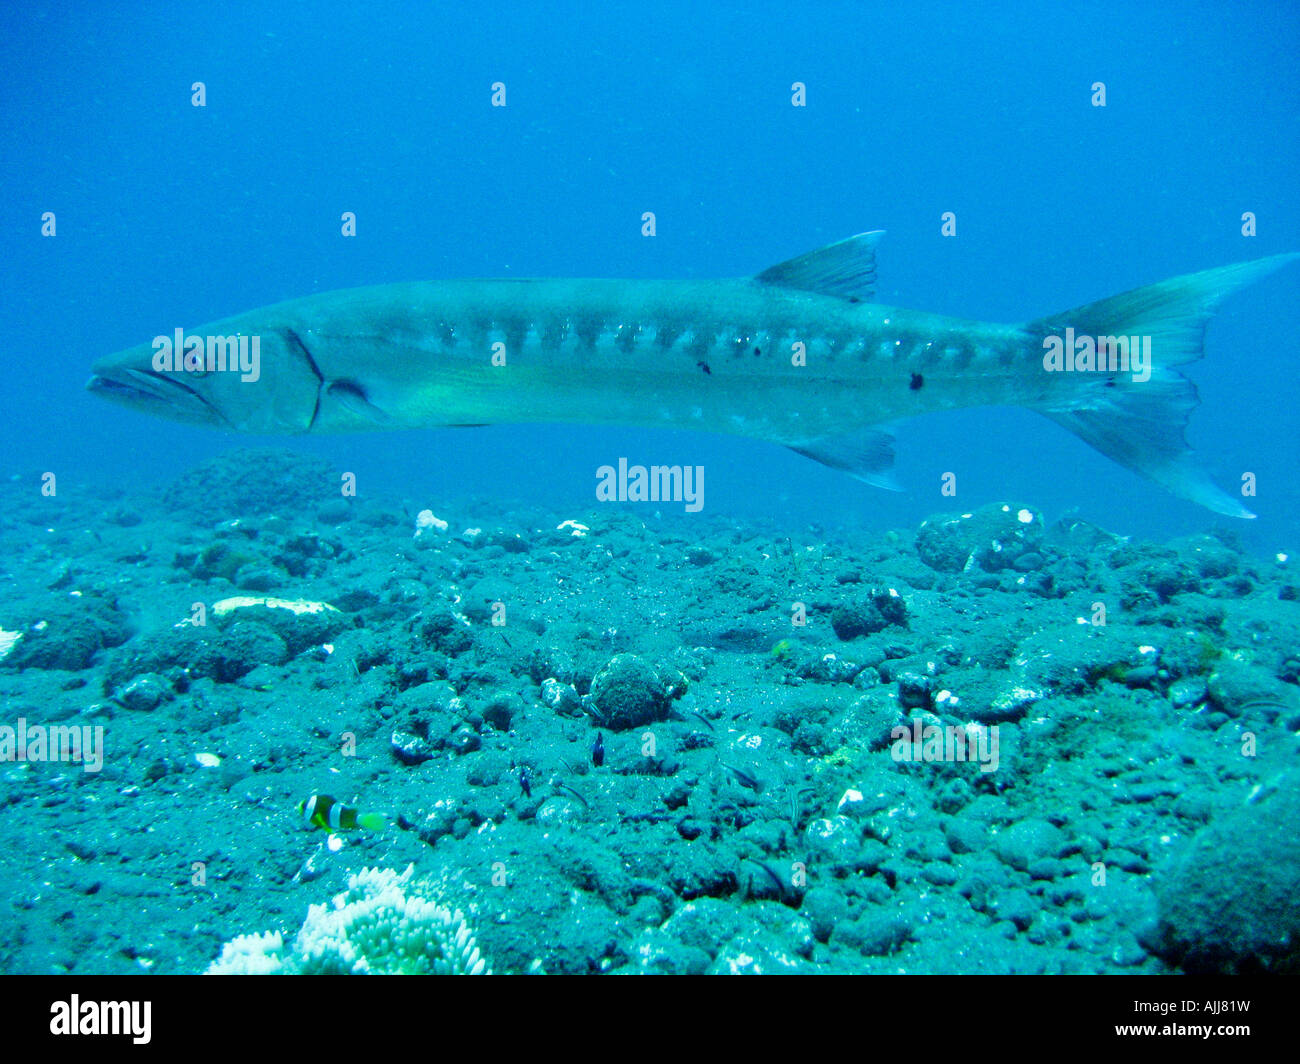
[787,425,902,490]
[320,379,393,426]
[755,231,884,301]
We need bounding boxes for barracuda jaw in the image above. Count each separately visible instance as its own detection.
[85,366,230,428]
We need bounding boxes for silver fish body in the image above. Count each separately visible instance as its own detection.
[87,233,1298,516]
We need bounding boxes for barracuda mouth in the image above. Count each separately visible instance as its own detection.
[85,367,230,427]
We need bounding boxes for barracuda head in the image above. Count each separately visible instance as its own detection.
[87,327,324,433]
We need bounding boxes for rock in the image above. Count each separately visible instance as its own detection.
[219,622,290,677]
[897,671,933,710]
[922,861,959,886]
[979,685,1041,724]
[234,566,284,592]
[117,673,169,712]
[162,448,339,523]
[1168,676,1206,708]
[993,818,1068,872]
[417,610,474,656]
[540,677,582,717]
[1171,534,1238,579]
[391,729,434,765]
[1150,769,1300,972]
[212,596,349,656]
[835,913,913,957]
[831,588,908,640]
[481,693,520,731]
[316,499,352,524]
[1123,665,1159,689]
[708,930,813,974]
[989,887,1038,931]
[804,816,865,870]
[1207,657,1293,718]
[3,594,130,672]
[446,723,481,756]
[627,929,710,974]
[801,887,849,943]
[915,503,1044,573]
[588,654,680,731]
[944,818,989,855]
[462,577,513,625]
[842,694,903,752]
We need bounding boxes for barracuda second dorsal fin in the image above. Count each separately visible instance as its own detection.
[755,231,884,301]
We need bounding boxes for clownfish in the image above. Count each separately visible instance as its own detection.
[297,793,387,832]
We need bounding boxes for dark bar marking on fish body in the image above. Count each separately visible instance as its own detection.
[655,324,682,350]
[687,330,714,363]
[539,316,569,353]
[503,319,527,358]
[575,318,603,354]
[615,323,640,355]
[949,343,975,370]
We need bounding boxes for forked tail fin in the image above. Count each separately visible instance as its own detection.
[1026,253,1300,518]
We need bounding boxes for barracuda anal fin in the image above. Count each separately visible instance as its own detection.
[787,425,902,490]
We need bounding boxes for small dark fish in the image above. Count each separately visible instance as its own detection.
[557,782,589,810]
[722,764,764,794]
[591,732,605,768]
[519,764,532,798]
[754,860,788,895]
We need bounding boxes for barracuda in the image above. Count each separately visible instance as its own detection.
[87,233,1298,516]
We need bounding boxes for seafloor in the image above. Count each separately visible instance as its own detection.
[1,448,1297,975]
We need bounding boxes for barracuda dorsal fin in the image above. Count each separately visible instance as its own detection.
[755,231,884,301]
[787,425,902,490]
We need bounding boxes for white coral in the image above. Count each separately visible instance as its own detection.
[207,931,287,975]
[206,865,489,975]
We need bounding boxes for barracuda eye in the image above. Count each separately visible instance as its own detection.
[179,351,211,378]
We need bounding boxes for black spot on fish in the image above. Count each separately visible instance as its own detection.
[697,361,711,375]
[849,296,861,304]
[910,373,924,391]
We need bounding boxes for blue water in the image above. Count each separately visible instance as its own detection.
[4,1,1298,541]
[4,1,1300,984]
